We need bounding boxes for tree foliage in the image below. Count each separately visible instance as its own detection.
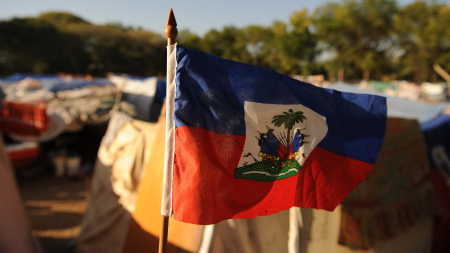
[313,0,397,81]
[393,1,450,83]
[272,10,317,75]
[0,12,165,77]
[1,2,450,83]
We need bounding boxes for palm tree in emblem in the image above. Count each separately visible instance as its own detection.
[271,109,307,156]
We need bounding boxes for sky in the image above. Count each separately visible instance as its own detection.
[1,0,449,36]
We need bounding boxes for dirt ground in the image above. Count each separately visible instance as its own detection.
[17,175,88,253]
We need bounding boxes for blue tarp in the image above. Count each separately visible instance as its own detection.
[121,77,166,122]
[0,74,58,82]
[42,78,112,92]
[109,74,166,103]
[0,74,112,92]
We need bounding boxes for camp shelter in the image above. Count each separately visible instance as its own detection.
[0,74,112,92]
[109,75,166,123]
[0,74,117,140]
[76,75,176,253]
[76,111,163,252]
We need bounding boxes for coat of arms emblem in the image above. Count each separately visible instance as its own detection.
[235,109,310,181]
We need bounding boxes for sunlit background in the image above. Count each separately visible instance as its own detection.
[1,1,450,253]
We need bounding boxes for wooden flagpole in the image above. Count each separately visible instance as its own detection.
[158,8,177,253]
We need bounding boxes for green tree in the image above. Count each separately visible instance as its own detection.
[234,25,274,68]
[313,0,398,81]
[177,29,202,51]
[0,12,167,77]
[202,26,241,61]
[271,10,317,75]
[393,2,450,83]
[0,17,69,75]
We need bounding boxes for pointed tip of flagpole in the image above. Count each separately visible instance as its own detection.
[166,8,177,27]
[165,8,178,45]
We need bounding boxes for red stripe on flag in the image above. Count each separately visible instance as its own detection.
[172,126,373,225]
[293,146,373,210]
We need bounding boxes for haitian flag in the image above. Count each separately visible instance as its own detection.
[161,44,387,225]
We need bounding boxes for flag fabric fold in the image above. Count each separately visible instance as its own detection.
[162,45,387,225]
